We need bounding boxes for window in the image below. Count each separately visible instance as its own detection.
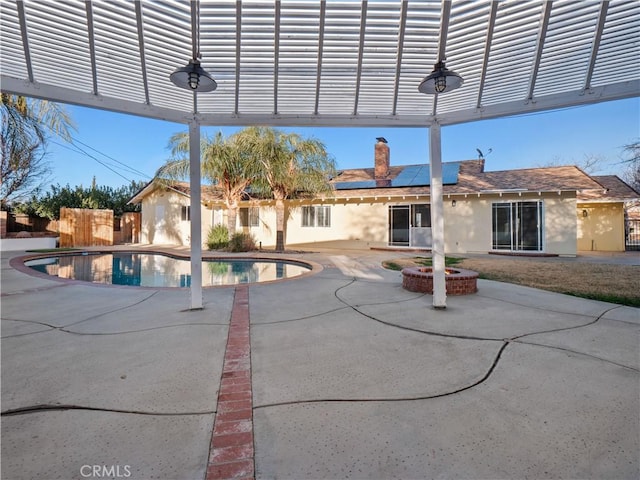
[492,201,543,251]
[302,206,331,227]
[411,204,431,227]
[181,205,190,221]
[239,207,259,227]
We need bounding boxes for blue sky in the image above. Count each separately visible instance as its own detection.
[45,96,639,190]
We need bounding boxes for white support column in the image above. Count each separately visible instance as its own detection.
[189,120,203,310]
[429,123,447,309]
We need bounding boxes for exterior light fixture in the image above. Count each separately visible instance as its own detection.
[170,59,217,92]
[451,199,457,207]
[582,209,588,218]
[418,60,463,95]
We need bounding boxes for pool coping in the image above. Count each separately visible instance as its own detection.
[9,248,323,291]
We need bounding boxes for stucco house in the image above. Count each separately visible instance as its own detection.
[577,175,640,251]
[129,139,639,256]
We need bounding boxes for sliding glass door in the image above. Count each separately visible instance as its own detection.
[389,204,432,247]
[492,201,543,251]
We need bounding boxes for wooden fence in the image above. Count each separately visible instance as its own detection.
[59,207,113,247]
[5,213,59,234]
[2,210,141,245]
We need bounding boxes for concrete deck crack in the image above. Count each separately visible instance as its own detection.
[1,318,224,339]
[250,306,350,325]
[512,340,639,372]
[335,280,500,342]
[509,304,621,342]
[0,283,70,297]
[1,404,215,417]
[253,342,509,409]
[476,291,620,318]
[62,291,160,328]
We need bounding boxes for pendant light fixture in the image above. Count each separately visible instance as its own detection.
[170,1,217,92]
[170,59,217,92]
[418,60,463,95]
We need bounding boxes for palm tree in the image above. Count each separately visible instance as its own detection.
[1,94,75,205]
[156,131,259,237]
[233,126,336,251]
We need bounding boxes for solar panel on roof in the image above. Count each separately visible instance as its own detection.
[392,165,429,187]
[334,162,461,191]
[442,162,461,185]
[334,181,378,190]
[390,162,461,187]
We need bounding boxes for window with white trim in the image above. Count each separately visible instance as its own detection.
[181,205,190,221]
[302,205,331,227]
[239,207,259,227]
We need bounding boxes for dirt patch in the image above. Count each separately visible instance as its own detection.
[384,256,640,307]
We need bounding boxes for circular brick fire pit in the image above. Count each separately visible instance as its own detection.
[401,266,478,295]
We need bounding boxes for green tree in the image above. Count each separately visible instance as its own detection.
[15,179,143,220]
[0,94,75,206]
[156,131,259,237]
[233,126,336,251]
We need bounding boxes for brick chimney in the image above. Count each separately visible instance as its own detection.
[374,137,390,186]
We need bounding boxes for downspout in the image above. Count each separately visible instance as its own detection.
[189,120,203,310]
[429,122,446,308]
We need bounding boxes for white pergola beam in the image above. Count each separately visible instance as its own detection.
[436,80,640,126]
[313,0,327,115]
[16,0,33,82]
[84,0,98,96]
[527,1,553,100]
[4,75,636,129]
[476,1,498,109]
[234,0,242,115]
[273,0,281,114]
[391,0,409,117]
[134,0,151,105]
[352,0,368,116]
[0,75,194,123]
[583,1,609,91]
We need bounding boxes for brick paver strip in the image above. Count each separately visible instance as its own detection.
[207,285,254,480]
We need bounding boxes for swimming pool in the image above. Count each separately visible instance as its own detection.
[25,252,312,287]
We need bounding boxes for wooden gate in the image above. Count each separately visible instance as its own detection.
[59,208,113,247]
[121,212,141,244]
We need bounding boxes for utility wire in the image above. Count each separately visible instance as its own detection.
[50,139,138,184]
[49,138,153,184]
[71,137,151,178]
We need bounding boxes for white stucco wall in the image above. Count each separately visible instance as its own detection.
[577,202,625,251]
[543,195,578,255]
[140,189,212,247]
[443,193,577,255]
[141,190,579,255]
[246,199,389,249]
[443,197,489,254]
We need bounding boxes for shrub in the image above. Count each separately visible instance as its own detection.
[228,232,257,252]
[207,224,229,250]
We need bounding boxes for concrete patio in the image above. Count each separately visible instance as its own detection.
[1,247,638,479]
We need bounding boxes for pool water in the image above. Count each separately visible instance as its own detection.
[25,252,311,287]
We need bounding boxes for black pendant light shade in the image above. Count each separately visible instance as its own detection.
[418,60,463,94]
[170,59,217,92]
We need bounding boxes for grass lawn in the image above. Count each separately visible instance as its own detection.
[383,256,640,308]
